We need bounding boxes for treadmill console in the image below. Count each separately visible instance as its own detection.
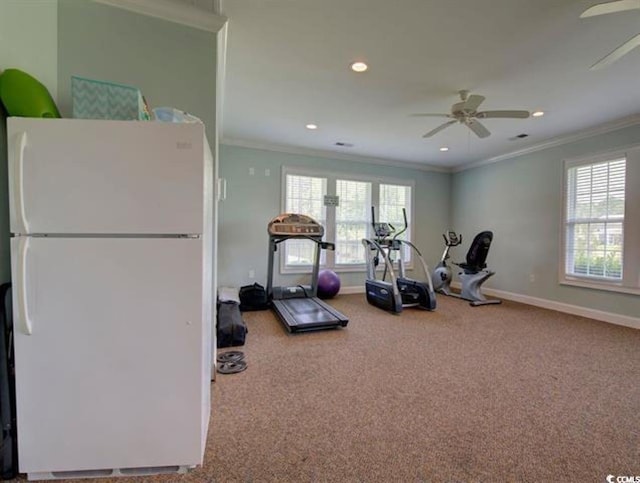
[268,213,325,237]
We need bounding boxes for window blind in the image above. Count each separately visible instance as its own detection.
[335,179,372,265]
[380,184,413,262]
[565,158,625,279]
[284,174,327,266]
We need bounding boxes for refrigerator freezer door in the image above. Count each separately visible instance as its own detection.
[11,237,207,474]
[8,118,204,235]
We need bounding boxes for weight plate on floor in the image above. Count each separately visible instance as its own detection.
[217,351,245,363]
[217,360,247,375]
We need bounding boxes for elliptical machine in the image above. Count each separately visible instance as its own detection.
[362,207,436,313]
[432,230,501,307]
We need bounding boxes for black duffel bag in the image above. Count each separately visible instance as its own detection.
[0,283,17,480]
[217,301,247,348]
[239,283,270,312]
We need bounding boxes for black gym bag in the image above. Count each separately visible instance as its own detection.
[217,301,248,348]
[0,283,17,480]
[238,283,270,312]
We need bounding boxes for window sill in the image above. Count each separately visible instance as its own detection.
[560,278,640,296]
[281,263,415,275]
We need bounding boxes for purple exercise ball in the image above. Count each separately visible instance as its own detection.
[317,269,341,299]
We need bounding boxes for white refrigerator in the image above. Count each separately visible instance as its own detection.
[7,118,215,480]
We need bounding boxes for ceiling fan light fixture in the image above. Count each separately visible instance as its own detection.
[532,111,545,117]
[350,61,368,73]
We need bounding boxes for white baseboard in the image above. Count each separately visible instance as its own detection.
[451,282,640,330]
[344,282,639,329]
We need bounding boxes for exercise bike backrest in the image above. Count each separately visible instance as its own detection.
[457,230,493,274]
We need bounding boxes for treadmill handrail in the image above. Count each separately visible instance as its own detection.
[271,234,323,247]
[271,236,335,252]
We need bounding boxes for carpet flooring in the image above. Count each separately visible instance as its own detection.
[26,294,640,482]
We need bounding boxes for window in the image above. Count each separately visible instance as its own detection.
[561,146,640,294]
[335,180,372,265]
[284,174,326,266]
[565,159,625,279]
[282,168,413,272]
[380,184,412,261]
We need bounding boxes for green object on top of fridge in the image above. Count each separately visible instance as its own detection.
[0,68,61,118]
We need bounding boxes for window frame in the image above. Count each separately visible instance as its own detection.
[560,145,640,295]
[281,166,415,274]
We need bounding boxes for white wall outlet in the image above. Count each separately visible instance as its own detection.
[249,269,255,279]
[249,167,255,176]
[265,168,270,176]
[529,273,535,282]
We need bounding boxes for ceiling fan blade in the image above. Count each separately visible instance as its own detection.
[423,120,457,138]
[590,33,640,69]
[466,119,491,138]
[410,113,451,118]
[462,94,485,112]
[476,110,530,119]
[580,0,640,17]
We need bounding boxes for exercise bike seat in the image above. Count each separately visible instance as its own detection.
[456,231,493,274]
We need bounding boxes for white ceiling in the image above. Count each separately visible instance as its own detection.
[218,0,640,169]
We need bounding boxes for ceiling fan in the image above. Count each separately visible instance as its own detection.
[581,0,640,70]
[411,90,530,139]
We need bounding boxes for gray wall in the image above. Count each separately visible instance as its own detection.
[57,0,217,141]
[0,0,58,283]
[218,144,451,289]
[451,124,640,319]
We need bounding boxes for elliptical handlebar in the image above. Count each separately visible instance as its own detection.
[392,208,408,243]
[371,206,396,241]
[371,206,409,244]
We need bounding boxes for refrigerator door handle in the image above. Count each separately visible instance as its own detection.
[17,237,33,335]
[12,132,30,234]
[217,177,227,201]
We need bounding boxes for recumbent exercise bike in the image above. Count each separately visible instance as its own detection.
[432,230,501,307]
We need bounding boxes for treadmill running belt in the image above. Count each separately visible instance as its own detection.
[283,298,338,324]
[272,298,348,332]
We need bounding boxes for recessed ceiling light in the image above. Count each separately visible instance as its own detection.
[439,147,449,152]
[305,123,318,130]
[350,61,368,73]
[532,111,545,117]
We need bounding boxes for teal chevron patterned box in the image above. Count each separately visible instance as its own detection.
[72,76,148,120]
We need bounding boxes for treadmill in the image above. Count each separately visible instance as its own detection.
[267,213,349,333]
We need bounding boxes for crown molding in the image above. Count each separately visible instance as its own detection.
[93,0,228,32]
[221,137,451,173]
[223,114,640,175]
[453,113,640,172]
